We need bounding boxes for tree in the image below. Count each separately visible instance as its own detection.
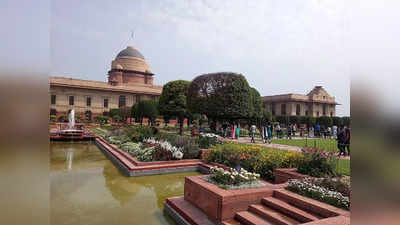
[159,80,191,135]
[187,72,252,129]
[304,116,316,128]
[342,116,351,127]
[332,116,343,126]
[131,100,159,126]
[109,108,120,119]
[248,87,263,128]
[317,116,333,128]
[289,115,299,125]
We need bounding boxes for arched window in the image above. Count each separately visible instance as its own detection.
[85,111,92,121]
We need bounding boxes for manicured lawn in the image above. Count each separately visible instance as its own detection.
[272,138,339,152]
[336,158,350,176]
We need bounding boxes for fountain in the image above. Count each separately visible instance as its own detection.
[55,109,85,140]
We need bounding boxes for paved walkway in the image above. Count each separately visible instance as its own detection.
[223,137,350,160]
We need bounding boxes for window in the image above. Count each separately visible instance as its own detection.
[330,111,333,117]
[281,104,286,115]
[119,95,126,108]
[136,95,141,103]
[305,110,309,116]
[51,95,56,105]
[86,97,91,107]
[69,96,74,106]
[104,98,108,108]
[323,104,326,115]
[271,103,276,115]
[296,104,301,116]
[317,111,320,117]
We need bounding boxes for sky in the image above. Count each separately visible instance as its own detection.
[51,0,350,116]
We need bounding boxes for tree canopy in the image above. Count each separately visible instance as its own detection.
[187,72,252,123]
[158,80,191,135]
[131,100,159,125]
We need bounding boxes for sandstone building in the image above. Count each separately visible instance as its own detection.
[49,46,162,119]
[262,86,339,117]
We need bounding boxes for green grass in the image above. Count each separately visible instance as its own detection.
[336,158,350,176]
[271,138,339,152]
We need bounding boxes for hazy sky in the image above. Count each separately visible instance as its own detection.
[51,0,350,116]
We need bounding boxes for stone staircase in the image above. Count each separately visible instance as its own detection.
[222,191,329,225]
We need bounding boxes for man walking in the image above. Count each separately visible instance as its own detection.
[337,126,346,156]
[250,124,257,143]
[345,127,350,156]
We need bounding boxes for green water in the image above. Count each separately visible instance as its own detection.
[50,142,200,225]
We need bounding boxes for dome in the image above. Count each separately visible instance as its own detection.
[116,46,145,59]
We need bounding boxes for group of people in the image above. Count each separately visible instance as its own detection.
[250,123,273,144]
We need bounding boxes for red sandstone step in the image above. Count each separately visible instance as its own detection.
[262,197,320,223]
[221,219,243,225]
[235,211,274,225]
[249,204,300,225]
[273,190,346,218]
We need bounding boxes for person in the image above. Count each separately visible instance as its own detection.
[333,125,338,139]
[267,122,273,144]
[309,126,314,138]
[276,124,281,139]
[235,124,240,139]
[327,126,332,139]
[250,124,257,143]
[222,123,228,138]
[345,127,350,156]
[292,124,297,137]
[315,124,321,137]
[287,124,292,139]
[337,126,346,156]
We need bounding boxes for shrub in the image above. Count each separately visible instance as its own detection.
[286,178,350,210]
[58,114,68,122]
[94,115,109,124]
[205,142,304,181]
[196,135,220,149]
[50,115,56,122]
[126,126,153,142]
[297,149,337,177]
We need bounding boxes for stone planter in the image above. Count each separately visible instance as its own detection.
[184,175,273,223]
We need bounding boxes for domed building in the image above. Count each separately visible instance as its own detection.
[108,46,154,86]
[49,46,162,120]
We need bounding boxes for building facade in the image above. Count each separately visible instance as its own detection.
[49,46,162,119]
[262,86,339,117]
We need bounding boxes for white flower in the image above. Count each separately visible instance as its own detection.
[173,151,184,159]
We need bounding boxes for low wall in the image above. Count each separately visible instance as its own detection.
[95,136,211,177]
[274,168,308,184]
[184,175,273,223]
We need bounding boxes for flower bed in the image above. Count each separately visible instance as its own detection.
[286,178,350,210]
[205,166,264,190]
[205,142,304,181]
[205,142,338,181]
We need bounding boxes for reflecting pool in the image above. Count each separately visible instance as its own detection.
[50,142,200,225]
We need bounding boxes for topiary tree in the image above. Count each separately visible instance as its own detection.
[187,72,252,130]
[158,80,191,135]
[289,115,299,126]
[132,100,159,126]
[248,87,263,128]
